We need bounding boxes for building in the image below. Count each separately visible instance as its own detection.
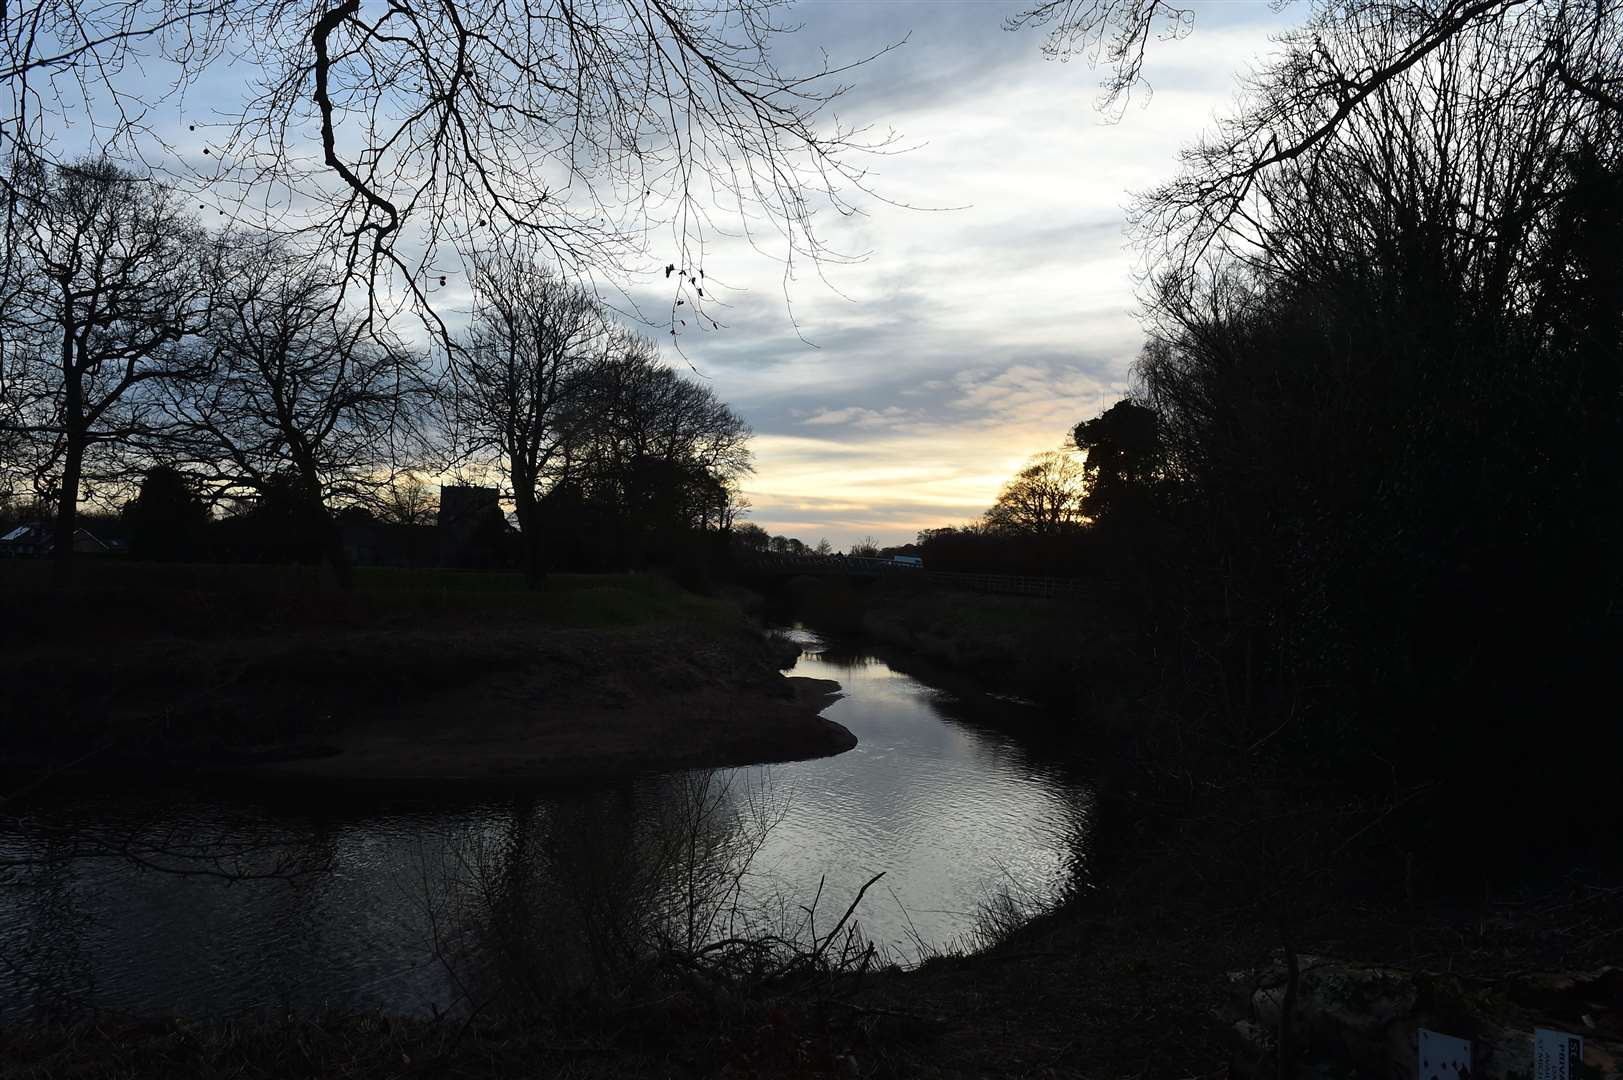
[0,522,113,558]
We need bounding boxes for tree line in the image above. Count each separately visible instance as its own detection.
[730,525,881,559]
[920,0,1623,842]
[0,160,752,588]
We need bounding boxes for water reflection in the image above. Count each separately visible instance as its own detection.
[0,626,1091,1020]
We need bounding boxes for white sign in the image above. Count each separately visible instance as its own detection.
[1419,1028,1473,1080]
[1535,1028,1584,1080]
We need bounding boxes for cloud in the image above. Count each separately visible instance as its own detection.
[645,5,1302,547]
[802,405,913,429]
[358,2,1296,551]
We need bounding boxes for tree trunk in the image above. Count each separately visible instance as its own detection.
[514,486,545,590]
[322,508,354,590]
[51,318,83,590]
[294,457,351,590]
[51,436,83,589]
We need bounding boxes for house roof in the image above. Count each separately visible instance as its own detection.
[0,522,111,550]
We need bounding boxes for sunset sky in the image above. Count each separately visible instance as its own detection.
[67,0,1296,545]
[637,0,1294,548]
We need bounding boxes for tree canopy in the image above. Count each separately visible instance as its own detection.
[983,450,1088,535]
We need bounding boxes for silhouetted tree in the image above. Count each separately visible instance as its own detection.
[769,535,809,556]
[1,158,212,583]
[1072,399,1160,522]
[560,332,751,567]
[983,450,1087,535]
[124,465,206,561]
[731,522,771,552]
[1122,1,1623,836]
[379,473,437,528]
[453,259,607,587]
[846,536,880,558]
[161,233,429,585]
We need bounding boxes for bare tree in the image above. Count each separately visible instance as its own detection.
[0,341,25,510]
[1122,0,1623,775]
[0,0,898,333]
[984,449,1087,535]
[1010,0,1623,271]
[1145,3,1620,271]
[380,471,437,527]
[1006,0,1195,117]
[453,257,609,587]
[0,201,29,504]
[161,232,430,583]
[847,535,879,558]
[0,158,212,583]
[1136,0,1623,340]
[562,330,753,534]
[570,334,752,484]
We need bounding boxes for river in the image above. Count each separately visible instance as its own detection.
[0,625,1091,1021]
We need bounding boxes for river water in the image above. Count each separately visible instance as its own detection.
[0,626,1091,1021]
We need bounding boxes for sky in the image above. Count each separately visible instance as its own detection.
[640,0,1297,548]
[23,0,1296,544]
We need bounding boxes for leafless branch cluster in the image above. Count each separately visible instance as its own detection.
[0,0,898,332]
[416,769,884,1018]
[1132,0,1623,275]
[1005,0,1195,117]
[451,251,751,584]
[158,230,434,579]
[1004,0,1622,281]
[0,158,433,582]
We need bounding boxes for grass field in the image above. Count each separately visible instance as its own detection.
[0,558,743,638]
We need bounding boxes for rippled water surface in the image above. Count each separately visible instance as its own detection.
[1,626,1091,1019]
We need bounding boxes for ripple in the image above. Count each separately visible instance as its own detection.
[1,629,1091,1018]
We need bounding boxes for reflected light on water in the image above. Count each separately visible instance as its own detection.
[0,626,1091,1020]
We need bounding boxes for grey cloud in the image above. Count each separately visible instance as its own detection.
[771,2,1038,120]
[570,2,1295,541]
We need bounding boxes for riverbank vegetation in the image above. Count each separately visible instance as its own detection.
[907,0,1623,877]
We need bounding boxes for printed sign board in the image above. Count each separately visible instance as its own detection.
[1535,1028,1584,1080]
[1419,1029,1473,1080]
